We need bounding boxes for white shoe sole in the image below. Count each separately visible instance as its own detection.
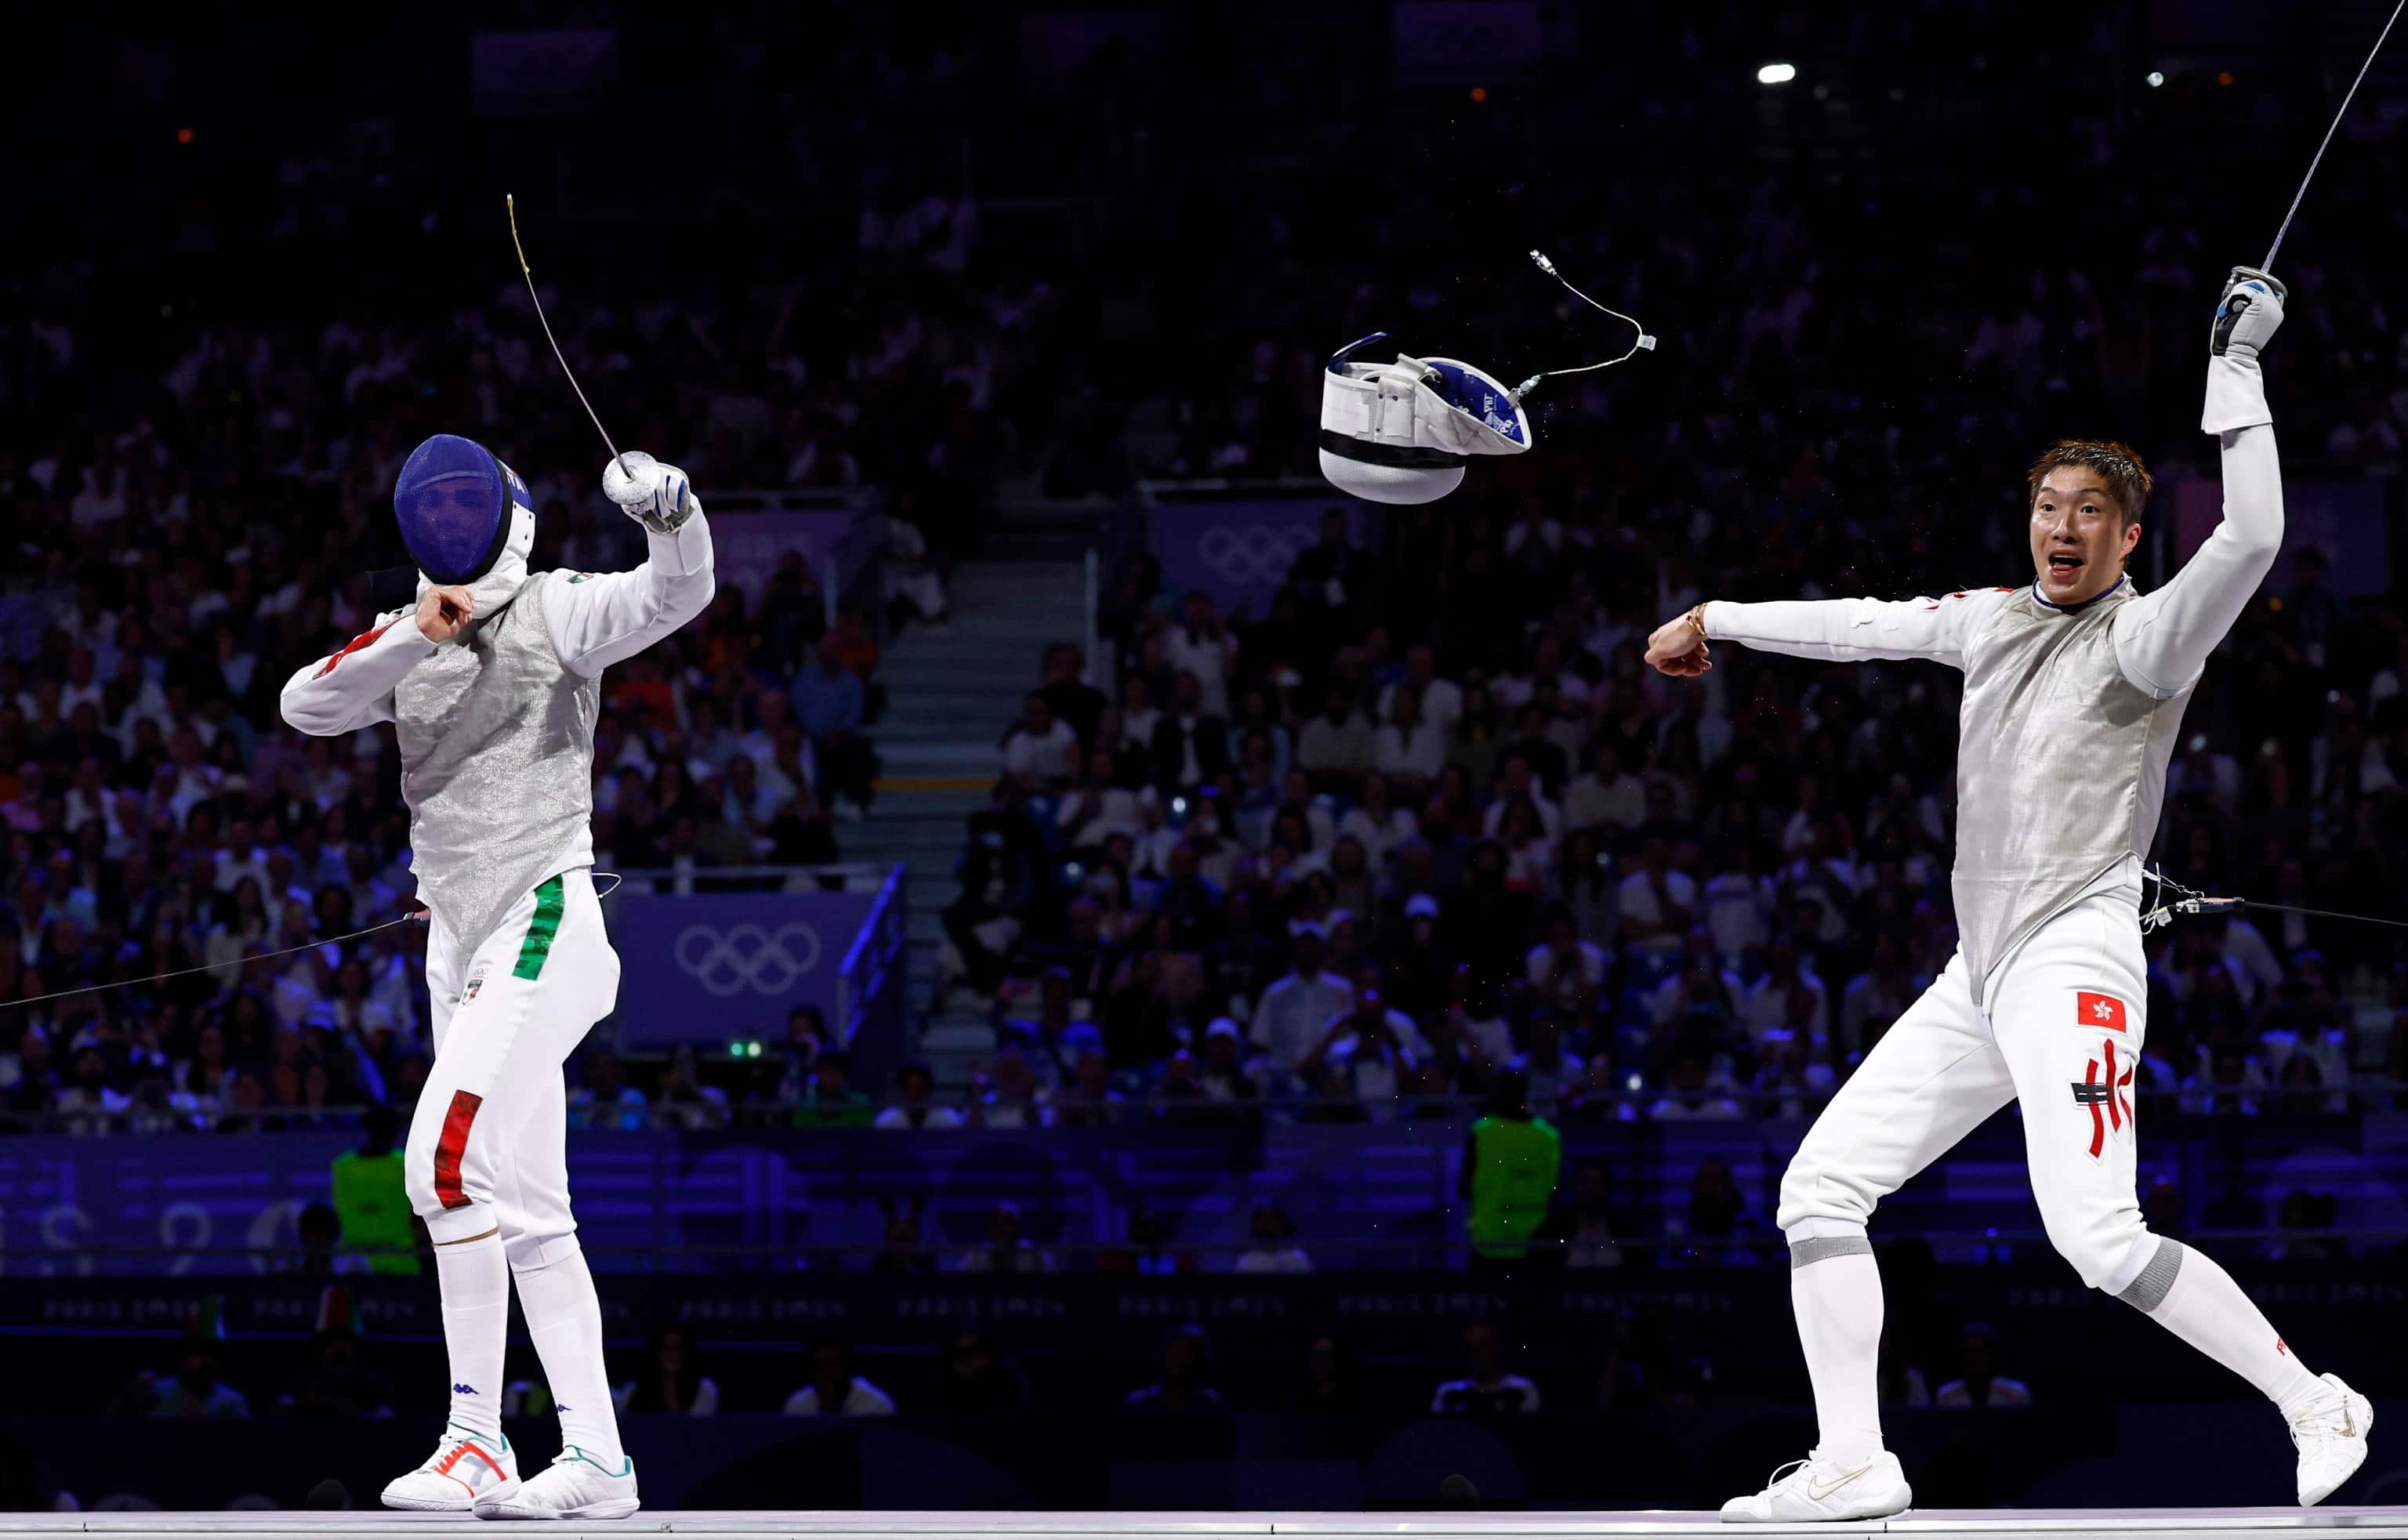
[476,1496,640,1521]
[386,1476,522,1513]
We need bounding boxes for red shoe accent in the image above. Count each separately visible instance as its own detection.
[437,1439,506,1483]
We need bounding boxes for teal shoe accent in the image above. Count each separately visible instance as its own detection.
[560,1446,634,1478]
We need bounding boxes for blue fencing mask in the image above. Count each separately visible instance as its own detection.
[393,434,531,585]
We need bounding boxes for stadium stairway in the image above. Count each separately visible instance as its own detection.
[841,549,1090,1091]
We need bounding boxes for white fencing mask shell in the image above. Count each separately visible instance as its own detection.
[1318,332,1532,505]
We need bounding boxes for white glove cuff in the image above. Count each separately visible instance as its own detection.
[2201,354,2272,436]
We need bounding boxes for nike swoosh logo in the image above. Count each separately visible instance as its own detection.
[1810,1465,1873,1501]
[2341,1407,2356,1437]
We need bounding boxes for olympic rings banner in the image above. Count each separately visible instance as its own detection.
[606,890,877,1047]
[1151,497,1364,620]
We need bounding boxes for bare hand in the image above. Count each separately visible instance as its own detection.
[416,585,474,643]
[1645,614,1712,677]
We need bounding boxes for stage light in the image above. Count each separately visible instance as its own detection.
[2146,71,2165,88]
[1757,63,1797,85]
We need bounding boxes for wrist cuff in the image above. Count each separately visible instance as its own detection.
[2202,354,2272,435]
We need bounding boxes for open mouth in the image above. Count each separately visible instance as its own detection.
[2046,553,2085,578]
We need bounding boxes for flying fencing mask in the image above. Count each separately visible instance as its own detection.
[1317,334,1532,505]
[393,433,530,585]
[1318,253,1656,505]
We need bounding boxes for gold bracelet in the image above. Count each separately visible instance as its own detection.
[1687,602,1710,643]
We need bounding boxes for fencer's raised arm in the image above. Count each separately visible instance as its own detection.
[2111,270,2288,700]
[279,606,443,736]
[1644,588,2014,676]
[542,452,717,678]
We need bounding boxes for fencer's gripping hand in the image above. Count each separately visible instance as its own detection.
[416,585,473,644]
[602,450,701,535]
[2210,267,2285,363]
[1645,610,1713,678]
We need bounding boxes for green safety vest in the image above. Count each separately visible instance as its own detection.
[1467,1116,1562,1258]
[331,1150,422,1275]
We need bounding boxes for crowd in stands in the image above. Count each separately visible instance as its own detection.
[923,470,2408,1129]
[8,9,2408,1143]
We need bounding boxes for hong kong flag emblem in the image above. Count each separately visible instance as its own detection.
[2077,991,2127,1032]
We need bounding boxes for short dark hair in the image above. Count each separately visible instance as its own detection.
[2027,439,2152,527]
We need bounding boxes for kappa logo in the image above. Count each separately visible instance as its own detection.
[673,922,824,996]
[455,1383,479,1396]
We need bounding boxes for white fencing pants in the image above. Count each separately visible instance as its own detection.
[1779,890,2157,1294]
[407,868,619,1266]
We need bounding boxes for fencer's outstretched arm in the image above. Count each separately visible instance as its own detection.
[2111,350,2283,699]
[1705,591,2010,669]
[1645,589,2011,676]
[544,469,716,678]
[279,611,439,735]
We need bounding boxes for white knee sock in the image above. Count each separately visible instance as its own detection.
[2119,1238,2323,1411]
[513,1239,624,1461]
[434,1230,510,1443]
[1788,1226,1885,1465]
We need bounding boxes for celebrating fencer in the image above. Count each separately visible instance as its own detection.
[1645,270,2372,1518]
[281,437,714,1520]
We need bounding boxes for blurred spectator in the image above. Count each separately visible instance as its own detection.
[614,1328,719,1416]
[950,1201,1054,1274]
[1233,1203,1312,1273]
[931,1326,1030,1413]
[1431,1321,1540,1415]
[1935,1324,2033,1408]
[875,1062,963,1130]
[654,1044,732,1131]
[870,1196,935,1276]
[285,1202,370,1279]
[275,1329,393,1420]
[568,1052,650,1132]
[1001,694,1079,786]
[1249,923,1352,1082]
[782,1344,898,1416]
[1536,1160,1629,1270]
[792,636,876,820]
[110,1343,250,1421]
[798,1050,877,1128]
[1296,1332,1358,1415]
[1124,1324,1227,1415]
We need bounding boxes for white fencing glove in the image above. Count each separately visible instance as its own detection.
[601,451,700,534]
[2210,266,2285,363]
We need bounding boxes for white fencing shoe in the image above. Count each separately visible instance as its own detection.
[475,1446,639,1521]
[2290,1373,2374,1506]
[1721,1450,1911,1522]
[383,1425,520,1512]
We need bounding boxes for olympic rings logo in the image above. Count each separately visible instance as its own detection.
[1194,524,1319,586]
[672,922,824,996]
